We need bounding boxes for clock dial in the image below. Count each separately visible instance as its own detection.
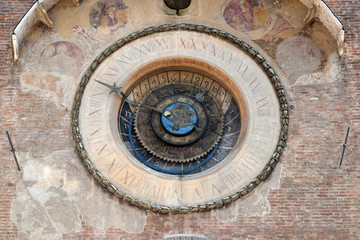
[119,72,235,172]
[73,24,288,213]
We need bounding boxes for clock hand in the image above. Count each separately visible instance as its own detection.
[194,125,203,132]
[119,91,138,107]
[95,80,119,93]
[143,105,163,113]
[95,80,138,106]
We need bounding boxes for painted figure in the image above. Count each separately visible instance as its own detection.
[90,0,129,34]
[40,41,84,73]
[224,0,266,32]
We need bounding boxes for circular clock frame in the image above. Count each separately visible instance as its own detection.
[72,24,289,214]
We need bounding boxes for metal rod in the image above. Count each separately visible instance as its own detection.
[6,131,21,171]
[339,127,350,167]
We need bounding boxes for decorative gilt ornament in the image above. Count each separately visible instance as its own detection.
[72,24,289,214]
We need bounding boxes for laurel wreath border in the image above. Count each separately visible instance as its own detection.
[71,23,289,214]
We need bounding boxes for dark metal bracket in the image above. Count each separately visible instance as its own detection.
[6,131,21,171]
[339,127,350,167]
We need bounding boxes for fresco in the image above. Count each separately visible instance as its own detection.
[89,0,129,35]
[39,41,84,73]
[223,0,270,33]
[262,14,293,41]
[223,0,296,41]
[41,41,83,62]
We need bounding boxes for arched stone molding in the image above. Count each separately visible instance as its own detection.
[299,0,345,55]
[11,0,76,61]
[12,0,345,61]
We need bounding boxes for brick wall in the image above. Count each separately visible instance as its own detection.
[1,1,35,239]
[0,0,359,239]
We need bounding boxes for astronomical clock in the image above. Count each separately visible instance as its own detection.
[72,24,288,213]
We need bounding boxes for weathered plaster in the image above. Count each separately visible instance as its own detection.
[48,0,93,39]
[212,164,282,221]
[295,72,335,86]
[294,52,339,86]
[276,36,322,84]
[324,52,341,79]
[11,150,147,238]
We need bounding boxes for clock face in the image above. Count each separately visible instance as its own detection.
[119,69,239,174]
[73,24,288,213]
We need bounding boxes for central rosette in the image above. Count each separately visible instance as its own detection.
[134,84,224,163]
[151,95,208,147]
[161,102,198,136]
